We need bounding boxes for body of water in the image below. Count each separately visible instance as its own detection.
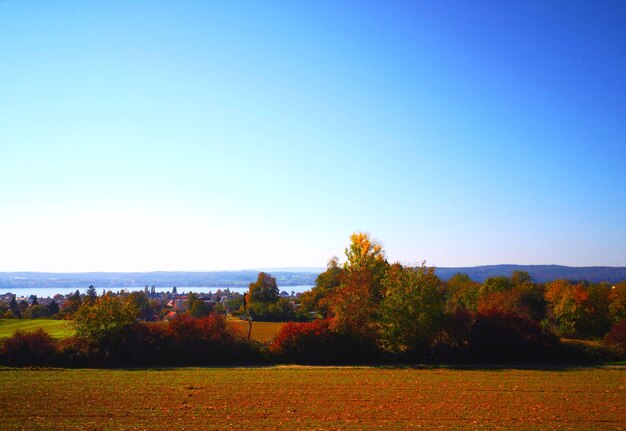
[3,285,313,299]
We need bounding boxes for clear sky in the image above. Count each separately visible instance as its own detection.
[1,1,625,272]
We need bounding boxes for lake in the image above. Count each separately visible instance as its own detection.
[3,285,313,299]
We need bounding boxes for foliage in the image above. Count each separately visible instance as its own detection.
[545,280,612,338]
[477,272,547,321]
[480,276,512,297]
[269,319,333,362]
[445,272,480,312]
[330,233,389,338]
[226,293,243,311]
[330,264,379,338]
[604,318,626,355]
[466,310,558,362]
[583,283,612,336]
[609,281,626,322]
[343,232,389,301]
[249,272,280,304]
[60,290,82,317]
[30,304,51,319]
[73,295,139,346]
[185,292,213,318]
[190,299,213,318]
[0,329,57,366]
[47,300,60,316]
[167,314,261,364]
[247,298,294,321]
[299,256,342,317]
[270,319,381,364]
[379,263,446,353]
[85,285,98,303]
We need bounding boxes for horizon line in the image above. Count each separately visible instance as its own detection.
[1,263,626,274]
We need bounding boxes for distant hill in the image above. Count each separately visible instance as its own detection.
[435,265,626,284]
[1,265,624,290]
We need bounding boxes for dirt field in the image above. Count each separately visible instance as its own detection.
[0,366,624,430]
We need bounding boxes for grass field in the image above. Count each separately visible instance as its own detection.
[230,320,284,342]
[0,319,75,339]
[0,319,282,343]
[0,367,623,430]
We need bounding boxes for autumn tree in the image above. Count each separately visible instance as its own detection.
[0,301,8,317]
[480,276,512,297]
[185,292,200,311]
[445,273,480,312]
[299,257,342,317]
[129,291,154,321]
[30,304,51,319]
[511,270,532,285]
[583,283,612,337]
[477,272,545,321]
[8,295,20,318]
[74,295,139,346]
[61,290,82,317]
[331,264,379,337]
[85,285,97,303]
[331,233,389,337]
[247,272,290,321]
[184,293,214,319]
[545,280,580,336]
[512,275,546,322]
[343,232,388,301]
[47,300,60,316]
[544,280,610,338]
[379,263,446,353]
[609,281,626,322]
[249,272,280,304]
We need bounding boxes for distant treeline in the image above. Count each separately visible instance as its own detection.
[435,265,626,284]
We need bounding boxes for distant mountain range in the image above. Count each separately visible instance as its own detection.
[0,264,624,290]
[434,265,626,284]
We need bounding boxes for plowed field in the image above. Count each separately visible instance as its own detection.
[0,367,624,430]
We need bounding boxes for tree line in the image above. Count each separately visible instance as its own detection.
[1,232,625,366]
[280,233,625,362]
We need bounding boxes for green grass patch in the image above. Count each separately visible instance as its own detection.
[0,319,75,340]
[0,319,282,343]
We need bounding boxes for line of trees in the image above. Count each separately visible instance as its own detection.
[0,295,60,319]
[1,233,625,367]
[286,233,626,362]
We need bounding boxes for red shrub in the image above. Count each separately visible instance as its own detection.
[167,313,244,364]
[1,329,57,366]
[270,319,332,354]
[604,319,626,355]
[270,319,380,364]
[467,310,557,362]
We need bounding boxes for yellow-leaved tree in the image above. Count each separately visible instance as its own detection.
[331,232,389,337]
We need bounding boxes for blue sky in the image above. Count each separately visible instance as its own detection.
[1,1,625,271]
